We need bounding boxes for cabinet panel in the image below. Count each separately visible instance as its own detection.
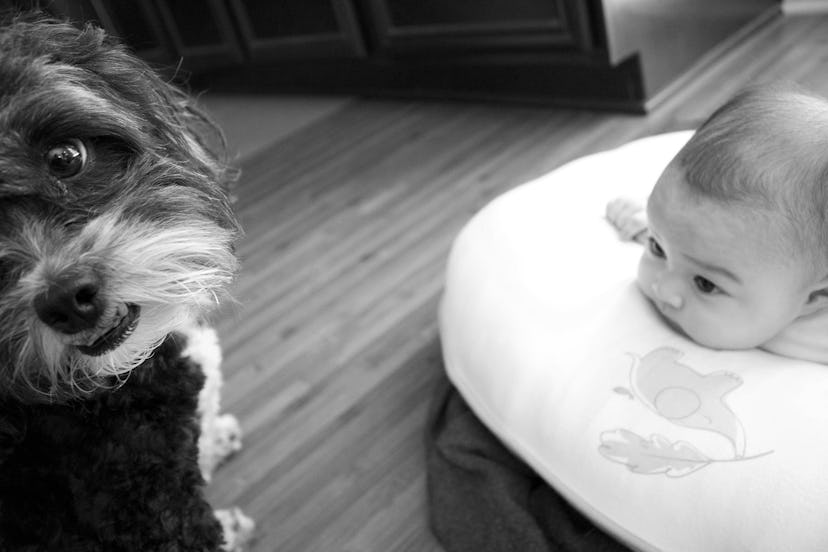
[154,0,243,70]
[363,0,594,56]
[228,0,365,61]
[386,0,561,26]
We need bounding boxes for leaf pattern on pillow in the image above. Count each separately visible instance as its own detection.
[599,430,711,477]
[599,347,773,477]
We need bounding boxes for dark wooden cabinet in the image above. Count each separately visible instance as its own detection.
[362,0,594,56]
[42,0,782,112]
[227,0,365,61]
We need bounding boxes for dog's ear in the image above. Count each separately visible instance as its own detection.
[162,94,241,202]
[139,77,241,200]
[85,34,240,197]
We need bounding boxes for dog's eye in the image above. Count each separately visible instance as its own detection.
[44,140,87,179]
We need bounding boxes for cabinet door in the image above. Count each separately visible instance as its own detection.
[363,0,594,56]
[227,0,365,61]
[154,0,244,70]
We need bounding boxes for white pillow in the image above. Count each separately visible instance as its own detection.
[439,131,828,552]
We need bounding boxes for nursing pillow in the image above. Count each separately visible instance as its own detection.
[439,131,828,552]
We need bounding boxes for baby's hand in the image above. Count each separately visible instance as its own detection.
[606,197,648,243]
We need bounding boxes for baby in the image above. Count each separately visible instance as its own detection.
[607,83,828,362]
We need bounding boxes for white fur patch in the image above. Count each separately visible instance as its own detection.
[7,210,237,398]
[178,322,242,481]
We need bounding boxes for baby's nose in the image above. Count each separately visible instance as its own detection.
[652,277,684,309]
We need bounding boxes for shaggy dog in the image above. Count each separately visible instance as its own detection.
[0,14,253,550]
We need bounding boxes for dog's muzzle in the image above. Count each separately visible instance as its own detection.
[33,268,141,356]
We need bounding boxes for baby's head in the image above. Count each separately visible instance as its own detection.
[638,83,828,350]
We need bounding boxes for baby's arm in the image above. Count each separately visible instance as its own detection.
[606,197,649,244]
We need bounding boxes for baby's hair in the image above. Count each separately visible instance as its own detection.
[675,82,828,267]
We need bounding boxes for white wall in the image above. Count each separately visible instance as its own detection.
[783,0,828,14]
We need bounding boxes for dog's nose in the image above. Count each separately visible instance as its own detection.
[34,271,104,334]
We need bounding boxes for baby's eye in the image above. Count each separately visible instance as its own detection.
[648,237,665,258]
[693,275,719,294]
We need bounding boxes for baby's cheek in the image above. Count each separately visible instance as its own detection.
[636,255,656,300]
[682,307,760,350]
[635,278,654,302]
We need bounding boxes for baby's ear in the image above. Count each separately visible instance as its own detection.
[803,277,828,314]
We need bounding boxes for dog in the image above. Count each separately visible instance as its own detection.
[0,14,253,550]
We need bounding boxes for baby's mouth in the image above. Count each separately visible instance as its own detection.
[654,304,689,338]
[76,304,141,356]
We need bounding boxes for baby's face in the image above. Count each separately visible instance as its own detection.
[637,165,815,350]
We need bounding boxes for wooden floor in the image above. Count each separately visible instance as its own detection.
[200,13,828,552]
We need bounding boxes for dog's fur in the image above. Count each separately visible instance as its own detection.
[0,14,252,550]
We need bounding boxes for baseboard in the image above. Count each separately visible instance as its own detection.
[783,0,828,14]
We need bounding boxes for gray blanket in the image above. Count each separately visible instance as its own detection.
[426,375,631,552]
